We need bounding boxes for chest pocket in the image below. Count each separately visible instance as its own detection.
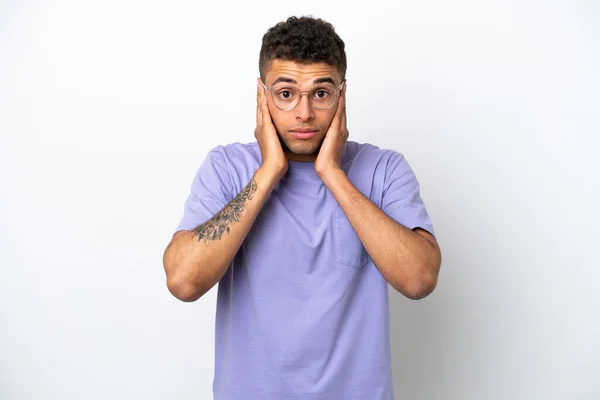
[333,206,368,269]
[332,148,385,270]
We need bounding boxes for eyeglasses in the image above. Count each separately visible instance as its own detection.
[261,81,345,111]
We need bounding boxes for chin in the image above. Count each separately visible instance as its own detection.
[282,137,323,156]
[289,144,320,156]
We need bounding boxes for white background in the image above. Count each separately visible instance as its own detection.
[1,0,599,399]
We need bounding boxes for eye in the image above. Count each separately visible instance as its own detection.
[314,89,330,99]
[276,89,296,101]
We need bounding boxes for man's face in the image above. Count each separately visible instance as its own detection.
[261,60,342,161]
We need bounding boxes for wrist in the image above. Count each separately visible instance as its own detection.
[317,167,346,185]
[257,165,286,187]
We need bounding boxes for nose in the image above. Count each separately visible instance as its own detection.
[295,94,314,122]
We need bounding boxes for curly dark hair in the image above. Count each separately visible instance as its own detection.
[259,16,347,81]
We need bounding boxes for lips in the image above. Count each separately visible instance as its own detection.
[290,129,318,139]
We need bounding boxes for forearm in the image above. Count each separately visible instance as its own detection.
[163,166,280,302]
[321,169,441,299]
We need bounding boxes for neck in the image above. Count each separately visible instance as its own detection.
[285,151,317,162]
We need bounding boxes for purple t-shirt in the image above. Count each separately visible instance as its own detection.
[176,141,434,400]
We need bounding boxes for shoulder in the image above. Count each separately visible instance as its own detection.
[201,142,261,175]
[207,141,260,163]
[205,141,261,194]
[344,141,408,172]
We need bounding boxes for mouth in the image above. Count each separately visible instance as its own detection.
[289,128,319,140]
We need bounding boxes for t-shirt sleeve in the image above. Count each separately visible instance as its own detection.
[381,152,436,237]
[175,147,234,232]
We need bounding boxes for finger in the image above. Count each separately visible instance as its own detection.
[342,82,348,133]
[340,81,347,113]
[328,88,345,132]
[338,83,347,115]
[341,83,348,136]
[341,95,347,136]
[256,81,261,127]
[259,84,273,127]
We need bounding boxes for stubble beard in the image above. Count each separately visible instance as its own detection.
[277,130,324,156]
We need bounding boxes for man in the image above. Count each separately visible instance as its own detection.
[163,16,441,400]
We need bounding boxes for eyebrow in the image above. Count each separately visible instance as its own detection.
[271,77,337,86]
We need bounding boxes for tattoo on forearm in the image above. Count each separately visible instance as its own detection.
[192,176,258,241]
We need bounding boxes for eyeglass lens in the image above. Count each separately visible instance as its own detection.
[270,83,338,110]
